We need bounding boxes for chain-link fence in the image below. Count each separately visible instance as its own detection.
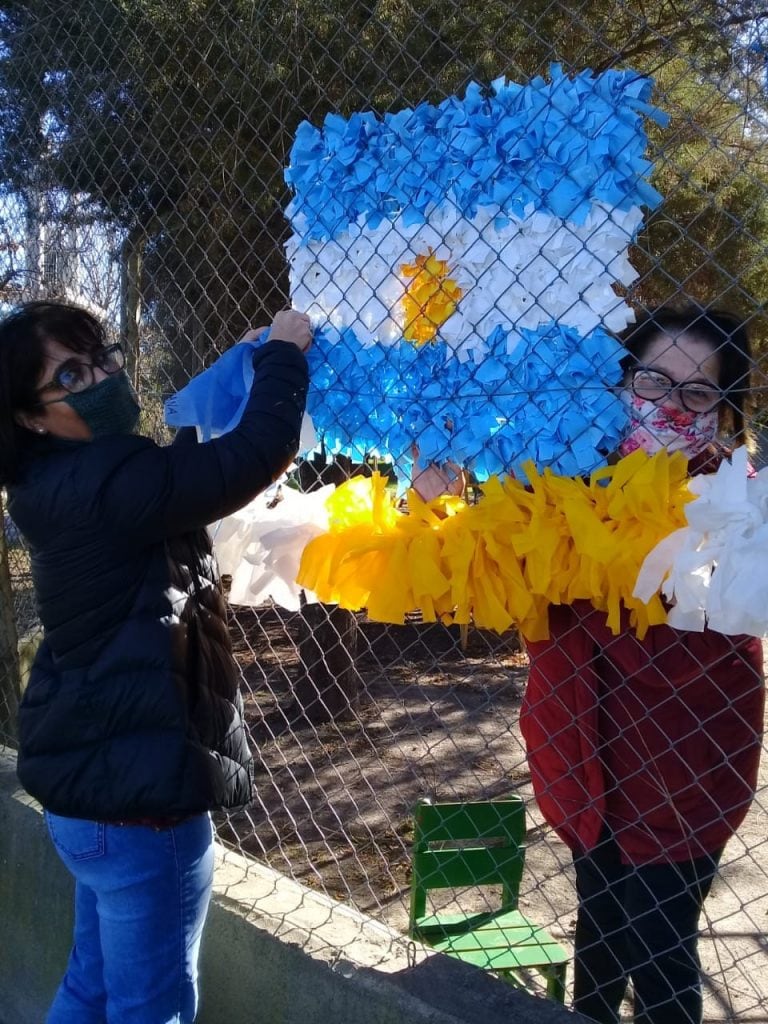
[1,2,768,1021]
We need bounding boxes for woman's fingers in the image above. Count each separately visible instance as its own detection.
[270,310,312,351]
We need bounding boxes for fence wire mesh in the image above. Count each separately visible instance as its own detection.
[1,2,768,1021]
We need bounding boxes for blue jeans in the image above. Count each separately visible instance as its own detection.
[45,812,215,1024]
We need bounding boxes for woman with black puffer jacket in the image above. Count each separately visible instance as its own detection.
[0,300,311,1024]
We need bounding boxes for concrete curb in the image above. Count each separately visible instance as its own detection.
[0,751,582,1023]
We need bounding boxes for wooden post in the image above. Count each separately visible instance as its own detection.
[294,594,361,724]
[120,226,144,389]
[0,498,21,746]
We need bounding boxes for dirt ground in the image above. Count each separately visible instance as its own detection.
[216,605,768,1023]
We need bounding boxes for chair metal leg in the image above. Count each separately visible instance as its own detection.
[545,963,567,1004]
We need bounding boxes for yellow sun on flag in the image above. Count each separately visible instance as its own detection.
[401,252,463,345]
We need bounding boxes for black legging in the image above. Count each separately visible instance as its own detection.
[572,833,721,1024]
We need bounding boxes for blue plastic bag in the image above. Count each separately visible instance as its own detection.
[164,331,267,440]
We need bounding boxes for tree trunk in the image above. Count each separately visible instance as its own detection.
[294,596,361,724]
[120,226,145,388]
[0,498,21,747]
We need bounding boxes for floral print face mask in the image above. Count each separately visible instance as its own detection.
[618,391,718,459]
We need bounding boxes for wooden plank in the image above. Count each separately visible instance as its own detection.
[416,846,523,890]
[416,800,525,845]
[415,909,548,935]
[439,946,565,971]
[434,931,567,959]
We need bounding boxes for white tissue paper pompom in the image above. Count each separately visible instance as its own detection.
[212,482,333,611]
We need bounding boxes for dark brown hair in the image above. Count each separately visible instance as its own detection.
[0,300,106,485]
[619,305,753,444]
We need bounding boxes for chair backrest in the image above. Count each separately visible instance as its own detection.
[410,799,526,927]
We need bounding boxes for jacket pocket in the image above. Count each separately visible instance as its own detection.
[45,812,105,861]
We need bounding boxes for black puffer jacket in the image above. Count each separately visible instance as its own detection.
[9,340,308,820]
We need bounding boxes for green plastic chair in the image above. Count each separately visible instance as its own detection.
[408,798,568,1002]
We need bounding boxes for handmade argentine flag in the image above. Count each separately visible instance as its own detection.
[285,66,668,479]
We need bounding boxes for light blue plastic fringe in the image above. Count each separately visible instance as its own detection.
[165,323,628,481]
[285,66,669,242]
[304,323,628,480]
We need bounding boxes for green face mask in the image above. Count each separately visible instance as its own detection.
[63,372,141,438]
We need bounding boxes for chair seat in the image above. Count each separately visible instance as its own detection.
[413,908,568,972]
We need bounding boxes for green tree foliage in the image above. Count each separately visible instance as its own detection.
[635,58,768,345]
[0,0,766,384]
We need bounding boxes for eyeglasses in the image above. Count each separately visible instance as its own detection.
[631,367,722,414]
[37,344,126,401]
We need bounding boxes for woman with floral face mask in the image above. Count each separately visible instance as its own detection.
[0,300,312,1024]
[520,307,765,1024]
[617,309,747,465]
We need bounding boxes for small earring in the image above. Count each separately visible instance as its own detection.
[35,426,47,435]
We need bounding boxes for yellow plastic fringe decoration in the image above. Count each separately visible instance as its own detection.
[401,251,463,345]
[296,448,693,640]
